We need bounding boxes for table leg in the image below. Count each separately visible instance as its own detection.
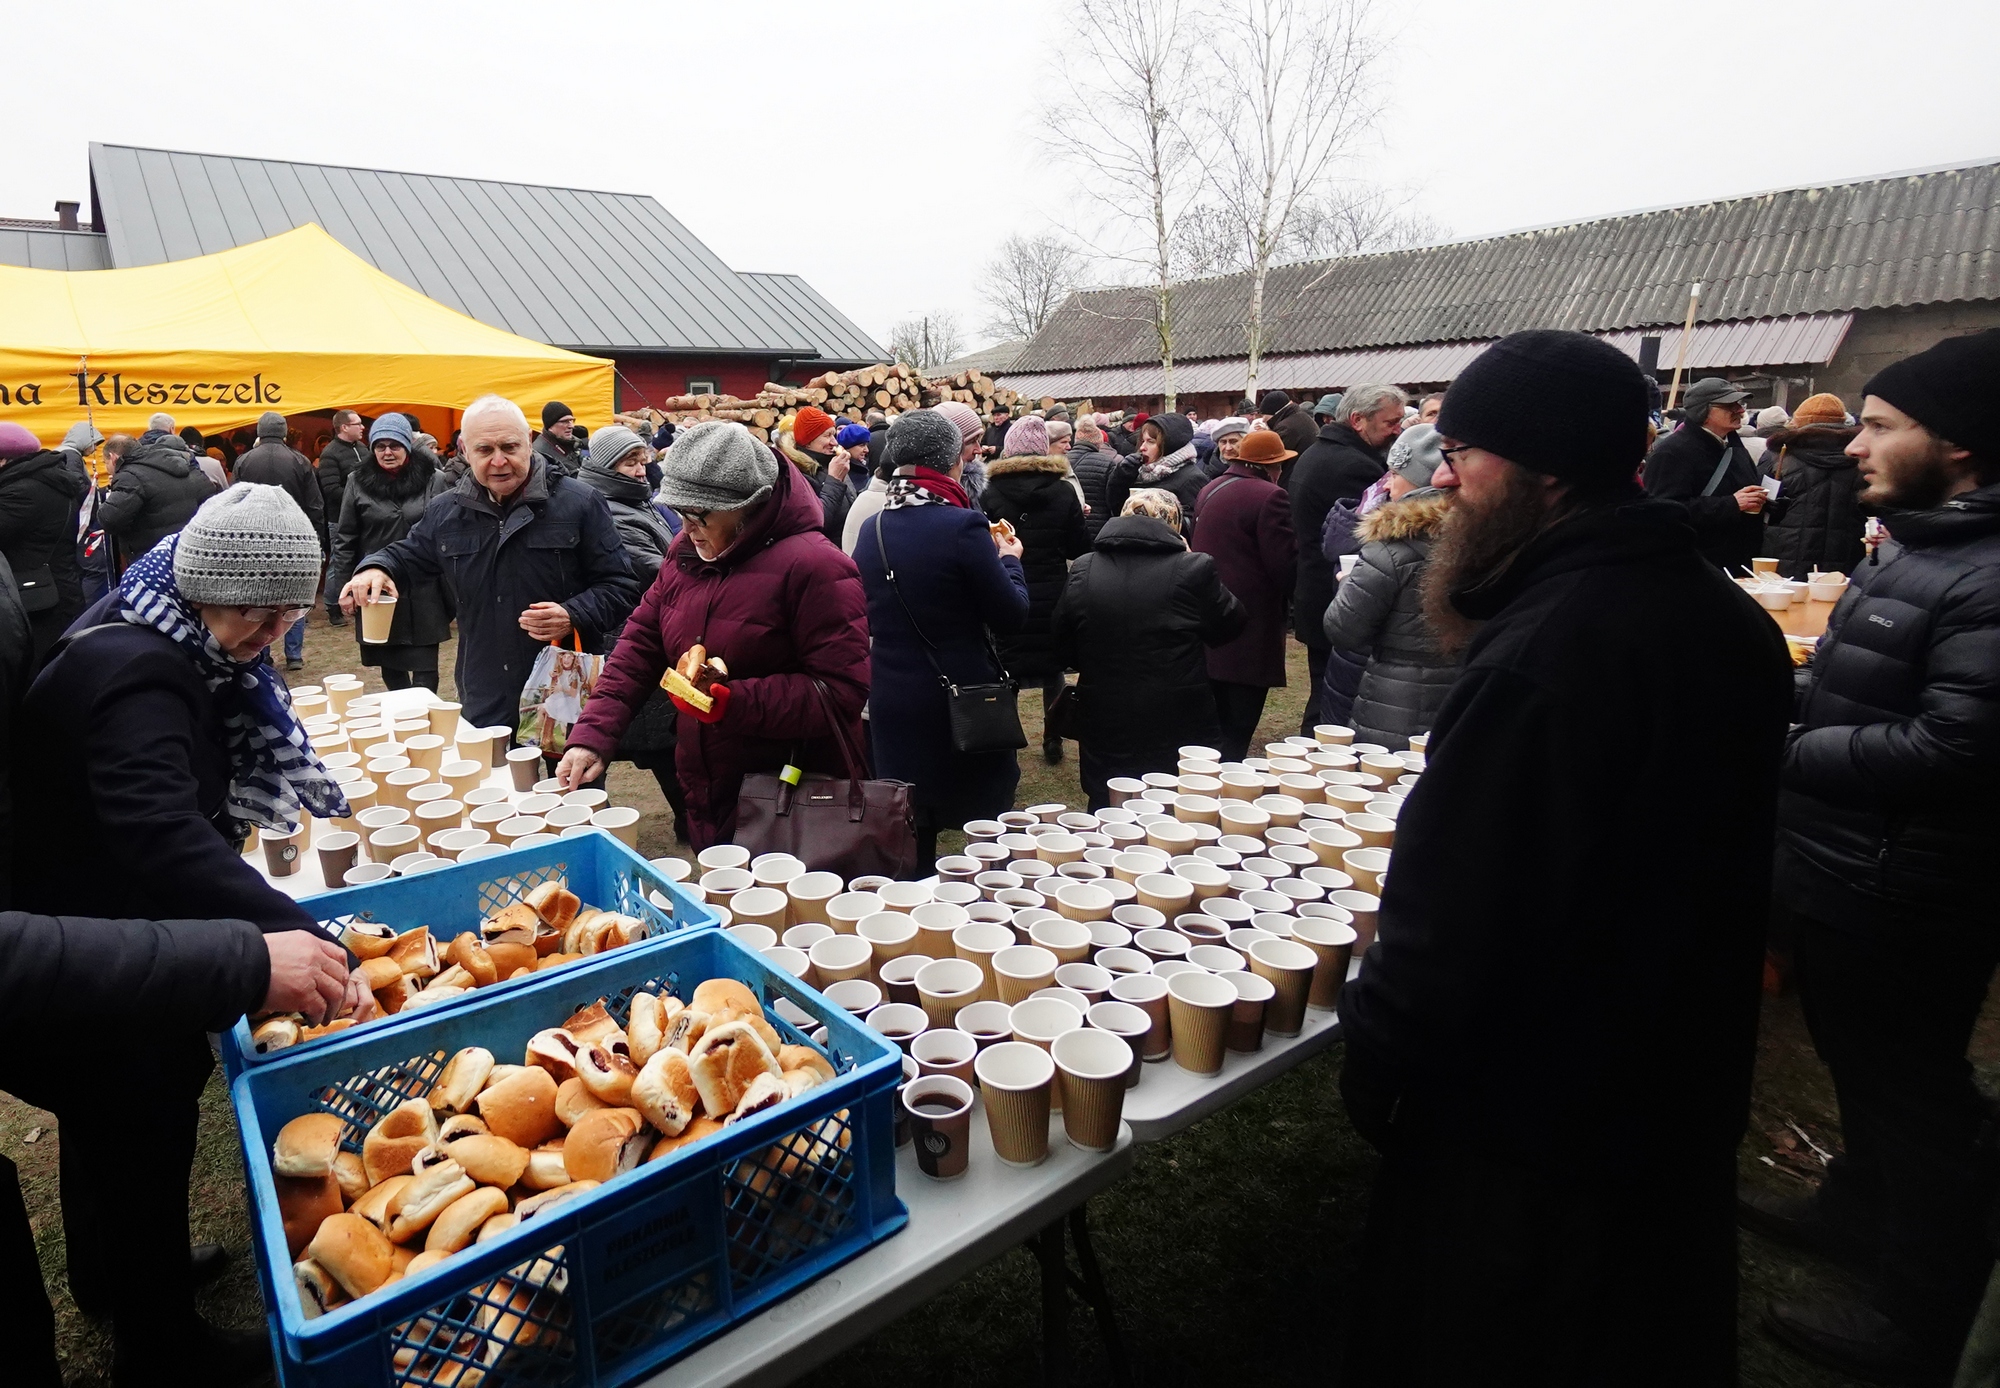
[1032,1201,1133,1388]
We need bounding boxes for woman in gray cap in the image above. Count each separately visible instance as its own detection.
[560,422,871,850]
[11,483,363,1381]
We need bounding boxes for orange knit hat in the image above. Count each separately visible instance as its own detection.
[1789,393,1848,428]
[793,406,836,449]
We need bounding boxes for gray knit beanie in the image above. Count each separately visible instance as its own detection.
[886,409,963,473]
[173,483,324,607]
[255,410,288,440]
[656,421,779,511]
[584,424,648,473]
[1387,423,1445,488]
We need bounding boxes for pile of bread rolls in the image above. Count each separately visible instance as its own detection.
[274,974,844,1339]
[251,882,653,1055]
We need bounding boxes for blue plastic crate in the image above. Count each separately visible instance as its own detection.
[231,927,908,1388]
[224,833,710,1077]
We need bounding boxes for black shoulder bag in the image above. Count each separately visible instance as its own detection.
[873,512,1028,753]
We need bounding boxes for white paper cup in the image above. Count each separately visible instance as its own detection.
[809,933,875,986]
[697,844,751,872]
[915,956,985,1031]
[726,922,779,951]
[992,944,1060,1004]
[954,998,1016,1051]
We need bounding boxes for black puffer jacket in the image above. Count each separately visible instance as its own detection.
[316,435,368,521]
[1051,516,1245,760]
[581,461,675,586]
[1291,420,1389,645]
[1068,444,1119,540]
[1776,481,2000,936]
[1642,424,1762,573]
[982,454,1091,679]
[1321,489,1459,749]
[99,434,217,565]
[327,452,455,650]
[1761,424,1865,578]
[0,449,88,661]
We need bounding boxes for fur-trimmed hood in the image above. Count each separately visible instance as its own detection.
[776,433,824,477]
[986,452,1073,479]
[1356,487,1452,544]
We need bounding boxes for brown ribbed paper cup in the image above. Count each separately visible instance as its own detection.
[1221,971,1275,1053]
[1053,1028,1130,1152]
[1248,936,1318,1036]
[1086,1000,1152,1088]
[1292,915,1359,1010]
[976,1041,1056,1168]
[1108,972,1172,1060]
[1166,971,1236,1076]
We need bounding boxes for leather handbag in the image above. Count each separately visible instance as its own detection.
[733,678,918,881]
[871,513,1028,754]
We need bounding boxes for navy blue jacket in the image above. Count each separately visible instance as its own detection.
[358,459,640,729]
[855,502,1028,823]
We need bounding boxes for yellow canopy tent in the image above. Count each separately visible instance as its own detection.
[0,224,612,441]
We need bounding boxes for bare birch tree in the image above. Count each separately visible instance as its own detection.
[888,312,966,371]
[1044,0,1207,409]
[978,233,1086,341]
[1195,0,1385,396]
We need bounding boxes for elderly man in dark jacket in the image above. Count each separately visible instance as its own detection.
[99,426,216,571]
[341,394,639,732]
[1289,382,1405,734]
[316,409,368,622]
[1338,331,1792,1387]
[1643,376,1767,572]
[235,411,329,667]
[533,400,584,475]
[1258,389,1319,459]
[1191,427,1298,760]
[1068,421,1121,540]
[1743,330,2000,1385]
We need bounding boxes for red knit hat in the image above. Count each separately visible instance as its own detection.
[794,407,836,450]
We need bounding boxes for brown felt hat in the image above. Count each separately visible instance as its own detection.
[1235,428,1296,466]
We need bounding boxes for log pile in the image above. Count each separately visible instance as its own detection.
[612,363,1021,444]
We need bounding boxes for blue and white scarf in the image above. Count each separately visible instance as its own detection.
[117,537,350,834]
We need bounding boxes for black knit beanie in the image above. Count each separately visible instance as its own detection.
[1863,328,2000,449]
[1257,389,1290,416]
[1435,329,1650,484]
[541,401,572,430]
[1147,412,1195,455]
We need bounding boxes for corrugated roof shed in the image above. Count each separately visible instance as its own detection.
[85,143,873,359]
[1009,160,2000,373]
[0,227,110,271]
[934,339,1028,376]
[736,272,886,365]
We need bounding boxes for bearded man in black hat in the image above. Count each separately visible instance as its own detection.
[1338,330,1793,1386]
[1643,375,1767,572]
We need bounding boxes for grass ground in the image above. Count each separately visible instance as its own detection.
[4,608,1992,1385]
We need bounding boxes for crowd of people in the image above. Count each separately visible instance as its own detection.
[0,324,1993,1386]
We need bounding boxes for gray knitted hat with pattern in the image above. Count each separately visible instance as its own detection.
[173,483,323,607]
[656,421,779,511]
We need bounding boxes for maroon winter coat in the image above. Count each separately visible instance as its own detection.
[566,458,870,848]
[1191,462,1298,687]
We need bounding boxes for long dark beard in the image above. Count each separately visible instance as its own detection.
[1420,466,1558,655]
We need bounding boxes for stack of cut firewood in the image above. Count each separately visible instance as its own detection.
[611,363,1020,444]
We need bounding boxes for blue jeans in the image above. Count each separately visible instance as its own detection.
[283,613,306,662]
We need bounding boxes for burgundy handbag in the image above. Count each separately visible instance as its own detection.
[732,679,918,882]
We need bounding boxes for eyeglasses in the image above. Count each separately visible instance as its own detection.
[672,507,714,527]
[1437,442,1475,467]
[238,605,310,625]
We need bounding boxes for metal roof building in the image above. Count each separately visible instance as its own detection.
[999,158,2000,411]
[2,143,885,410]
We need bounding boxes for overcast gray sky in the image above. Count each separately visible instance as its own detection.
[10,0,1997,355]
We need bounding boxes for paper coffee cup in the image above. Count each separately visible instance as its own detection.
[915,957,984,1031]
[1053,1027,1130,1151]
[808,933,875,986]
[976,1041,1056,1167]
[786,870,843,926]
[425,701,462,740]
[731,887,790,930]
[1108,972,1172,1060]
[1166,970,1236,1076]
[262,825,305,877]
[953,999,1015,1052]
[1086,1000,1152,1088]
[953,921,1018,1002]
[591,806,642,848]
[909,901,969,956]
[1248,936,1319,1035]
[992,944,1059,1005]
[903,1075,975,1179]
[358,594,397,643]
[1292,915,1358,1009]
[911,1027,979,1086]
